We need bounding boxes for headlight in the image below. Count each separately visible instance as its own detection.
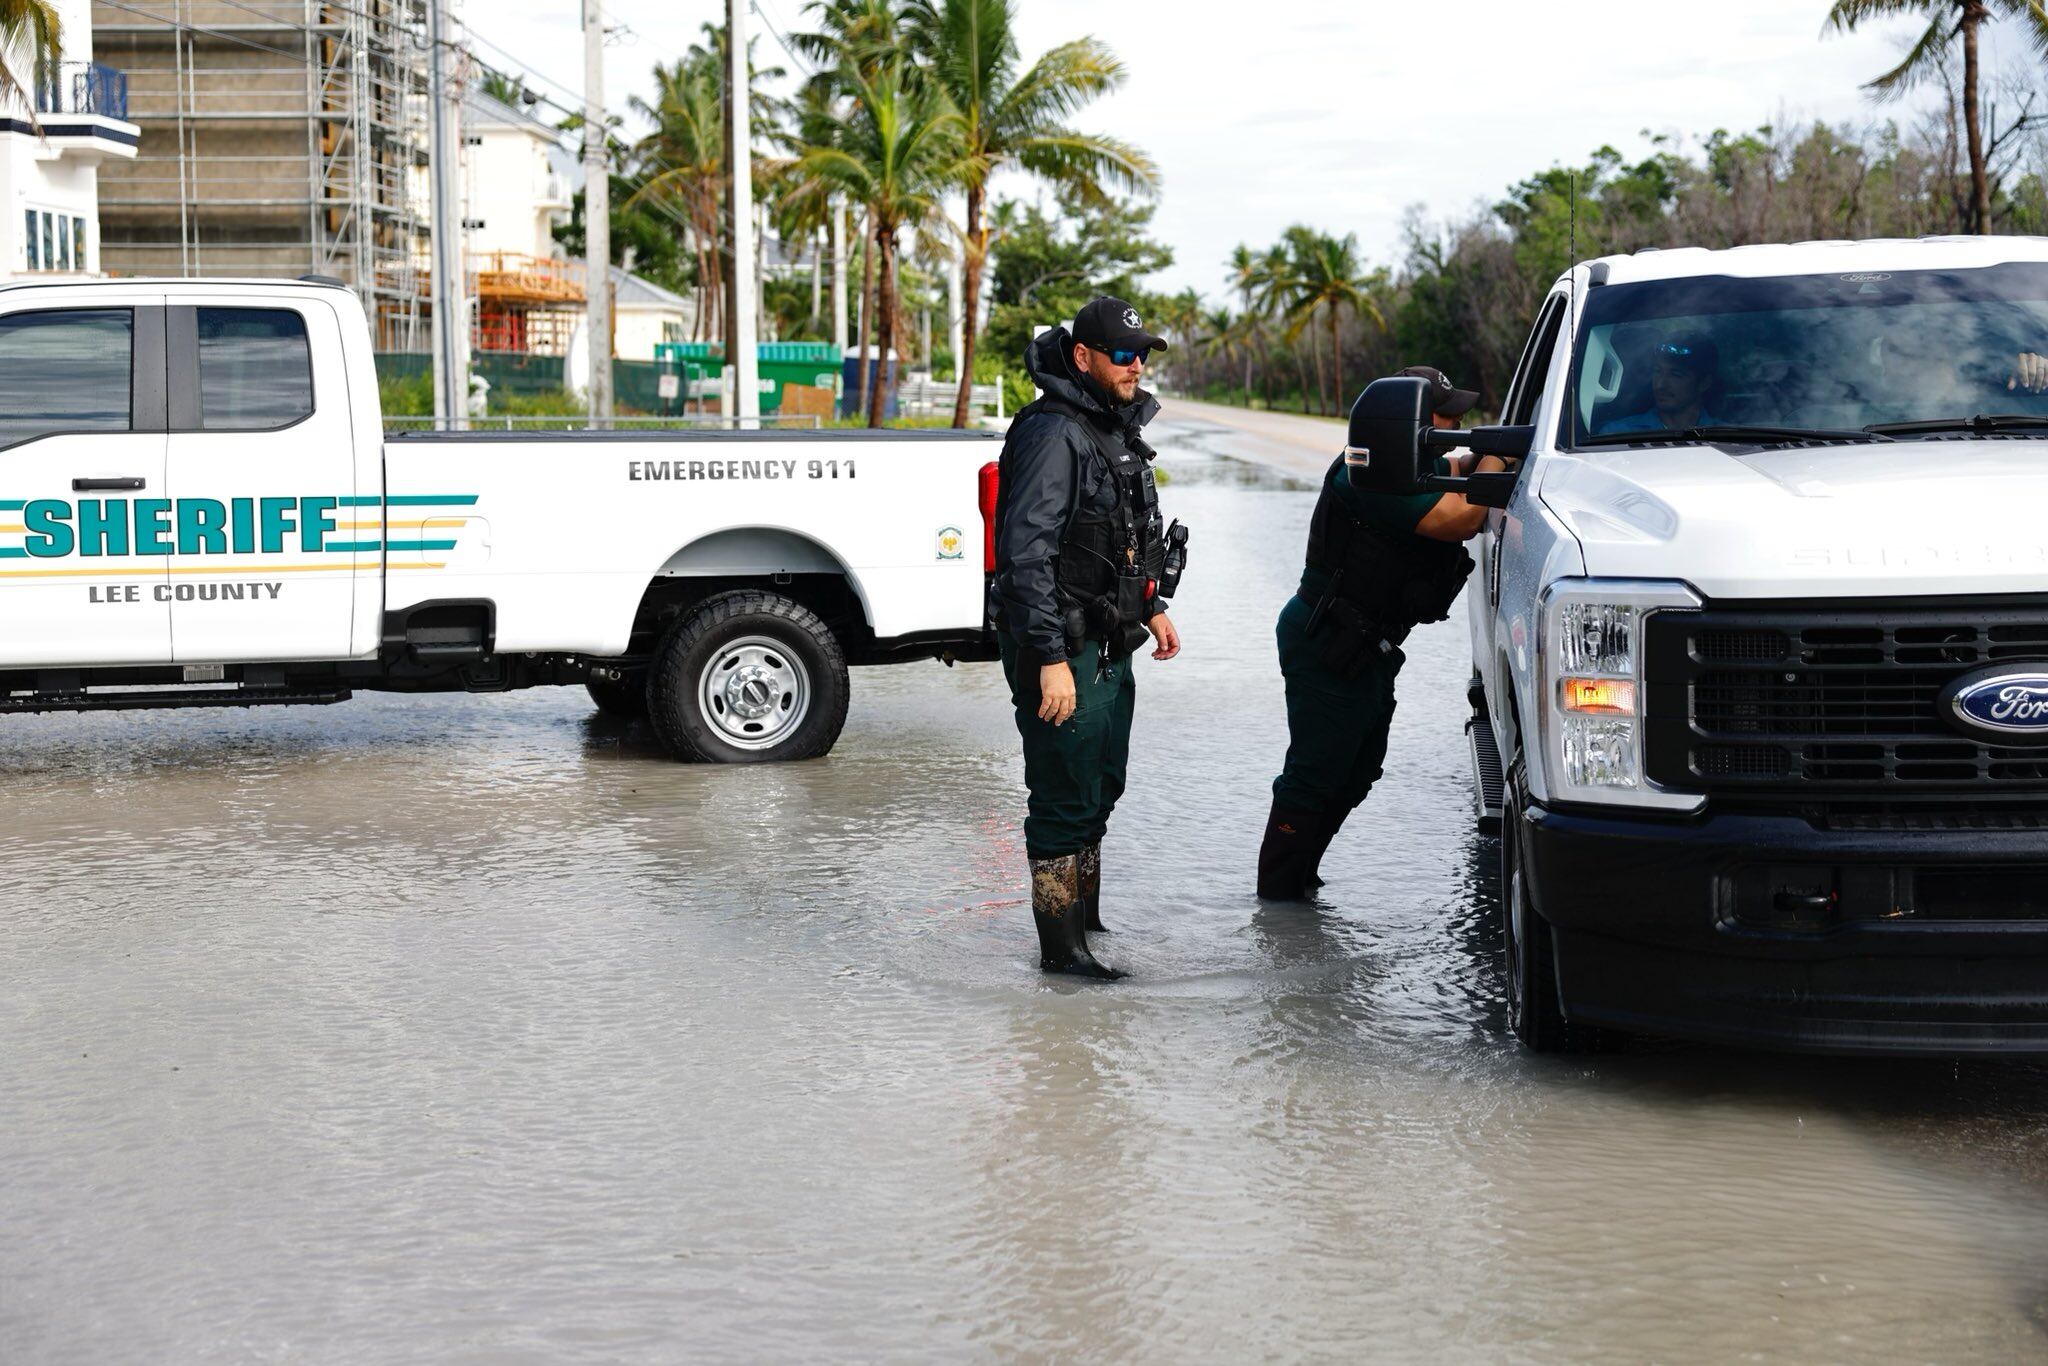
[1537,580,1703,811]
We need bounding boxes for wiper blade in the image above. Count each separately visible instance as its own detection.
[1864,414,2048,435]
[1580,423,1892,447]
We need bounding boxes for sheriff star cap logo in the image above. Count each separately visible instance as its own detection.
[1073,296,1170,353]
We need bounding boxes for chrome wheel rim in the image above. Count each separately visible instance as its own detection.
[698,635,811,751]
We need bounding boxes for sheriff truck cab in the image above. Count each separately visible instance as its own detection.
[1350,237,2048,1055]
[0,277,1000,762]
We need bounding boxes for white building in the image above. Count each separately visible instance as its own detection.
[462,84,575,262]
[1,0,138,280]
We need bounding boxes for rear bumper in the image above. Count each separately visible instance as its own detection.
[1525,804,2048,1054]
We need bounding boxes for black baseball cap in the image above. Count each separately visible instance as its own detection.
[1072,296,1169,353]
[1400,365,1479,418]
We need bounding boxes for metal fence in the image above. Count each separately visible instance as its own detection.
[35,61,128,120]
[384,414,827,433]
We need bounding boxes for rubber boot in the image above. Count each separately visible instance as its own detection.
[1031,853,1124,980]
[1080,843,1106,933]
[1306,809,1348,890]
[1257,802,1325,901]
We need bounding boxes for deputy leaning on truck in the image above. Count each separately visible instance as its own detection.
[992,297,1186,980]
[1257,366,1505,901]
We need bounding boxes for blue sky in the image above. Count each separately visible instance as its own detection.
[464,0,2035,299]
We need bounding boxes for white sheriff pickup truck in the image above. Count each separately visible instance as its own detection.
[1350,237,2048,1056]
[0,277,1000,761]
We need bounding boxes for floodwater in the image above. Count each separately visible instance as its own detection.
[4,410,2048,1363]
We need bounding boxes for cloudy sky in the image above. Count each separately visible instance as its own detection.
[464,0,2036,299]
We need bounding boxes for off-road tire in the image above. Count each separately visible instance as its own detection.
[646,590,849,763]
[1501,761,1605,1053]
[586,671,647,718]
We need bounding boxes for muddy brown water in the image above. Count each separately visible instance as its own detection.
[3,413,2047,1362]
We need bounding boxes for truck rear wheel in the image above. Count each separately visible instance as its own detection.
[1502,762,1603,1053]
[646,589,849,763]
[586,671,647,718]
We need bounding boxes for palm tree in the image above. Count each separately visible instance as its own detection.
[1825,0,2048,232]
[787,59,967,425]
[1280,230,1384,415]
[627,49,729,341]
[904,0,1157,426]
[0,0,61,123]
[794,0,909,405]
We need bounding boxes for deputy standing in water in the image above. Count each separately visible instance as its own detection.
[1257,366,1502,900]
[992,297,1188,978]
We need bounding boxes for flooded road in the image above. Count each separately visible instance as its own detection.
[5,410,2048,1362]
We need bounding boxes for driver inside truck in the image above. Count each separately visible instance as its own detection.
[1598,332,1722,434]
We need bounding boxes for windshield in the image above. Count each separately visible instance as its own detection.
[1564,262,2048,446]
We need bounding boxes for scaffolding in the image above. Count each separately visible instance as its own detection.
[470,250,583,356]
[91,1,434,349]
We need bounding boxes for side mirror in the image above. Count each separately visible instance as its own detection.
[1343,377,1432,493]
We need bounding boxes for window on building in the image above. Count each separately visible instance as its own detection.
[196,308,314,429]
[0,309,134,449]
[22,211,88,273]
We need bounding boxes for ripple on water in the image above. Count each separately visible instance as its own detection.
[1,450,2047,1361]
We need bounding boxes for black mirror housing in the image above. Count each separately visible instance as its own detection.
[1344,376,1432,493]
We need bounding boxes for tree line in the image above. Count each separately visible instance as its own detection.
[548,0,1156,428]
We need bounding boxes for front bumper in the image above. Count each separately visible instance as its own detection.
[1525,803,2048,1054]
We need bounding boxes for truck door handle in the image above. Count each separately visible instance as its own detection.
[72,477,146,492]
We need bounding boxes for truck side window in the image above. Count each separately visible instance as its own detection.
[197,307,313,430]
[0,309,133,450]
[1506,299,1566,427]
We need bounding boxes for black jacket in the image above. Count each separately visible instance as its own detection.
[993,328,1162,661]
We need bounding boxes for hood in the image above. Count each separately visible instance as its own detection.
[1023,327,1161,432]
[1536,439,2048,599]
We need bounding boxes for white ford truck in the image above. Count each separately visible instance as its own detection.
[0,277,1000,761]
[1350,237,2048,1056]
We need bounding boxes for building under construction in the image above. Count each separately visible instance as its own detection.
[90,0,435,349]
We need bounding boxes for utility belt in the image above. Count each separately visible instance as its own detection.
[1296,576,1407,680]
[1062,573,1154,673]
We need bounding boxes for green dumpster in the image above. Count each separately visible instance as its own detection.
[653,342,842,416]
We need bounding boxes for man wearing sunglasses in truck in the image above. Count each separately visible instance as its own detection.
[990,296,1188,979]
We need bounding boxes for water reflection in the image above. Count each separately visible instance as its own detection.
[0,439,2045,1361]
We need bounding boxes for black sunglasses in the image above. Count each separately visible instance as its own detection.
[1088,343,1147,367]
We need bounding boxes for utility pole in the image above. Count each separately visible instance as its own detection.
[425,0,469,430]
[727,0,760,426]
[583,0,613,424]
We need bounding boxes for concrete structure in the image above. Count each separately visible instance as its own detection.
[1,0,139,280]
[90,0,432,348]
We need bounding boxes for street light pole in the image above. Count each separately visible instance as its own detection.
[728,0,760,427]
[584,0,613,424]
[425,0,469,430]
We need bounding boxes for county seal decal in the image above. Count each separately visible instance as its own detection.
[1939,665,2048,744]
[936,526,965,560]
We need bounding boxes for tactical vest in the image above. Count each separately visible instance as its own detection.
[1026,393,1164,655]
[1303,456,1473,642]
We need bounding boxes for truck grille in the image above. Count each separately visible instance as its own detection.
[1644,602,2048,804]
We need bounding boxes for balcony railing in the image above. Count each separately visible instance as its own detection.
[34,62,129,121]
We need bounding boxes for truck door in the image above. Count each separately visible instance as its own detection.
[1475,293,1568,697]
[0,301,172,667]
[164,299,357,662]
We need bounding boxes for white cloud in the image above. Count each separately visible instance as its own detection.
[458,0,1999,301]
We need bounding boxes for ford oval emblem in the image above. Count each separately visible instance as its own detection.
[1939,665,2048,745]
